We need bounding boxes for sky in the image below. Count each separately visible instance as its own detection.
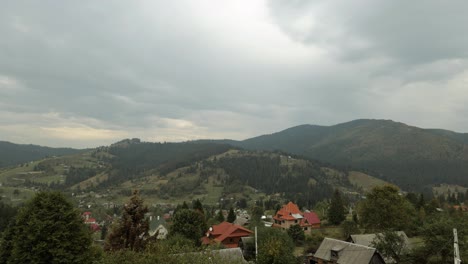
[1,0,468,148]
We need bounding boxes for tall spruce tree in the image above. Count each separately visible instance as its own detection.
[328,189,346,225]
[227,207,236,223]
[105,190,149,252]
[0,191,95,264]
[216,209,225,223]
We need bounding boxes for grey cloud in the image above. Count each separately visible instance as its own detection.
[268,0,468,65]
[1,1,468,147]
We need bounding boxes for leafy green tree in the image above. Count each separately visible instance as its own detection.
[313,200,329,220]
[0,191,95,264]
[287,224,305,243]
[170,208,207,246]
[328,189,346,225]
[341,220,360,238]
[371,231,409,263]
[410,214,468,264]
[227,207,236,223]
[358,185,416,231]
[257,228,297,264]
[105,190,149,252]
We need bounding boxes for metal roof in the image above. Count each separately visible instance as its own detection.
[314,238,383,264]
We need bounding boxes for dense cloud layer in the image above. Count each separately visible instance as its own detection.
[1,0,467,148]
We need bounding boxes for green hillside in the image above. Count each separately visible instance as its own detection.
[0,140,379,208]
[0,141,82,168]
[232,119,468,190]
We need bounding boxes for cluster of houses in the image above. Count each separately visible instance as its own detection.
[82,201,408,264]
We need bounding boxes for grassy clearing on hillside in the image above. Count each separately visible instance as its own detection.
[0,186,36,205]
[348,171,390,192]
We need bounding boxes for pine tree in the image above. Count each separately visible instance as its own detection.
[192,199,204,215]
[227,207,236,223]
[215,209,225,223]
[328,189,346,225]
[105,190,149,252]
[0,191,95,264]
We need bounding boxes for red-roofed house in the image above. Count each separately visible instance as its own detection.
[82,211,100,232]
[273,202,320,233]
[201,222,253,248]
[303,211,321,228]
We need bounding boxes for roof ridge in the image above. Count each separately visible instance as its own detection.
[324,238,377,250]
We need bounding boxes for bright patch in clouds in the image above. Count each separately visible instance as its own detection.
[40,126,128,141]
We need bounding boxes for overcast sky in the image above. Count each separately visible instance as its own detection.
[1,1,468,148]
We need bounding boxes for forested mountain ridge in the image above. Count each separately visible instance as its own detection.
[0,140,381,207]
[0,141,83,168]
[223,119,468,190]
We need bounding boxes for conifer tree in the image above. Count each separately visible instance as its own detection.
[0,191,95,264]
[216,209,225,223]
[328,189,346,225]
[192,199,204,215]
[227,207,236,223]
[105,190,149,252]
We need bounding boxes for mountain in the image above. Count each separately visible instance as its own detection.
[0,141,83,168]
[0,140,383,207]
[230,119,468,190]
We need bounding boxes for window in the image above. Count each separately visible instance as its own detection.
[331,250,339,260]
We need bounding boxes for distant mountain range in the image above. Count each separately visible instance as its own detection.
[0,141,82,168]
[3,119,468,191]
[219,119,468,190]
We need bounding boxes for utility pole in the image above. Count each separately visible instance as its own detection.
[454,228,462,264]
[255,226,258,263]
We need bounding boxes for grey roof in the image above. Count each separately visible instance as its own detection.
[211,248,248,263]
[349,232,410,264]
[350,231,410,249]
[314,238,382,264]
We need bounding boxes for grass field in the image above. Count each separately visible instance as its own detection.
[348,171,391,192]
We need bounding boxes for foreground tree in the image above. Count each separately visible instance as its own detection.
[328,189,346,225]
[371,231,410,263]
[257,228,297,264]
[105,190,149,252]
[0,191,95,264]
[170,208,207,246]
[287,224,305,244]
[358,185,416,231]
[410,214,468,264]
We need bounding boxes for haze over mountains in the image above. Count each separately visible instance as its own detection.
[3,119,468,191]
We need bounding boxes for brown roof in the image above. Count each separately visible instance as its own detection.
[274,202,303,221]
[202,222,253,246]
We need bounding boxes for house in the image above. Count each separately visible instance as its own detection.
[148,215,168,239]
[303,211,321,228]
[347,232,410,263]
[309,238,386,264]
[347,231,409,249]
[201,222,253,248]
[82,211,100,232]
[453,205,468,212]
[273,202,320,233]
[149,224,168,240]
